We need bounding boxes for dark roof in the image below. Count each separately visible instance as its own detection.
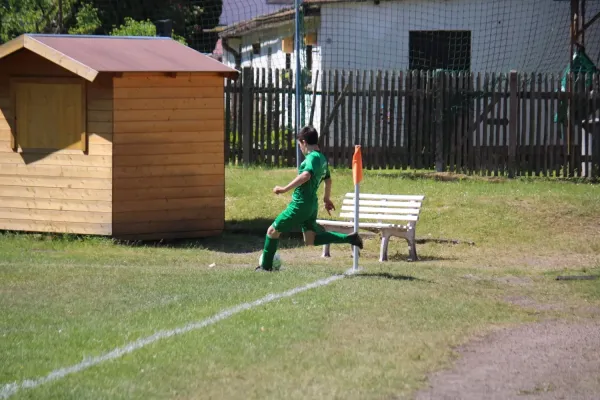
[218,0,370,38]
[0,34,239,81]
[220,6,321,38]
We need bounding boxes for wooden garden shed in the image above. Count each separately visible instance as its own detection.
[0,34,238,240]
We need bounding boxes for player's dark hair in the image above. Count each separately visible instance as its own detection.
[297,125,319,145]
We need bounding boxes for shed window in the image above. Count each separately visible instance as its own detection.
[13,80,86,151]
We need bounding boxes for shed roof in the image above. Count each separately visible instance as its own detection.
[0,34,239,82]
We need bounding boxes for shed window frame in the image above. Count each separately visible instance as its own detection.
[10,77,88,154]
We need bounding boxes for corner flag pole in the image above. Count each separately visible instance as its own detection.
[352,145,363,272]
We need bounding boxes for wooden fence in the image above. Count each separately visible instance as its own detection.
[224,67,600,178]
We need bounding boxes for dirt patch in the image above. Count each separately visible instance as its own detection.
[415,320,600,400]
[503,296,563,312]
[462,274,533,286]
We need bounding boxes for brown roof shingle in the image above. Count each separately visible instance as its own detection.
[0,34,239,81]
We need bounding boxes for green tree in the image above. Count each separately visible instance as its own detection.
[110,17,187,45]
[68,3,101,35]
[0,0,102,43]
[0,0,221,51]
[91,0,221,52]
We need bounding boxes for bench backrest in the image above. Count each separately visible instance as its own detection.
[339,193,425,223]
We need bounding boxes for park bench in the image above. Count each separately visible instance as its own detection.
[316,193,425,262]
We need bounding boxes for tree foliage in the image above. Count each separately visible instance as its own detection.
[0,0,222,53]
[111,17,187,45]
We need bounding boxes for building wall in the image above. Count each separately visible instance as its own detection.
[319,0,600,73]
[111,73,225,240]
[222,0,600,150]
[0,50,113,235]
[223,21,323,133]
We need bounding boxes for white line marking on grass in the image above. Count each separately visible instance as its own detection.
[0,273,347,399]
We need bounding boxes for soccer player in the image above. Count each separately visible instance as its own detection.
[256,125,363,271]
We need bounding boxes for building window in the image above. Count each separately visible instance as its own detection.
[409,31,471,71]
[12,79,86,151]
[306,45,313,71]
[252,43,261,55]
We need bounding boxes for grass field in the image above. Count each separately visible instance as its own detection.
[1,167,599,399]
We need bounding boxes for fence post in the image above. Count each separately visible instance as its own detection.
[508,70,518,178]
[435,72,444,172]
[242,67,253,167]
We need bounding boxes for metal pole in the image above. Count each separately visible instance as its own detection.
[352,183,360,271]
[295,0,302,169]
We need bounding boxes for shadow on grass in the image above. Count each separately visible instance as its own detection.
[116,233,306,254]
[347,272,432,283]
[111,219,308,254]
[387,253,457,262]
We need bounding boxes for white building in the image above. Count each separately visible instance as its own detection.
[221,0,600,73]
[220,0,600,148]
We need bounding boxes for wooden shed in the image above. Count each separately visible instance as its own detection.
[0,34,238,240]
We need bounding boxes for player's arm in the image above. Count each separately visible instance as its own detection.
[323,170,335,215]
[323,177,332,202]
[273,171,311,194]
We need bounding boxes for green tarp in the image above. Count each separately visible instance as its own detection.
[555,48,599,124]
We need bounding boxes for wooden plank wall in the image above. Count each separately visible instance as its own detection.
[0,51,113,235]
[111,73,225,240]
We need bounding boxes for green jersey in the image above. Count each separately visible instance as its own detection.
[291,150,330,206]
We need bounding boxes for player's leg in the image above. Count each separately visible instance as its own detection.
[302,210,364,248]
[258,205,297,271]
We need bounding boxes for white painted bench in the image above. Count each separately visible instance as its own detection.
[316,193,425,262]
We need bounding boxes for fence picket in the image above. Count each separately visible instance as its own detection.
[274,69,280,166]
[483,73,489,175]
[347,70,354,163]
[382,71,390,169]
[576,73,586,177]
[550,74,557,176]
[287,70,294,166]
[340,70,347,167]
[223,68,596,177]
[534,73,542,176]
[396,71,404,169]
[388,71,396,170]
[367,71,374,170]
[266,69,273,166]
[520,73,527,176]
[475,73,481,174]
[543,74,549,176]
[501,73,509,176]
[354,71,361,147]
[593,74,600,178]
[360,70,368,150]
[333,70,340,167]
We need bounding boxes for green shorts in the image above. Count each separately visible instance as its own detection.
[272,202,324,233]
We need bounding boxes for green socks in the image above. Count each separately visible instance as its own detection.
[260,235,279,270]
[314,231,351,246]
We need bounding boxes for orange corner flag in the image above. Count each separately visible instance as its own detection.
[352,145,363,185]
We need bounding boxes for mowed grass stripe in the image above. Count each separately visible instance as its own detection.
[0,274,345,400]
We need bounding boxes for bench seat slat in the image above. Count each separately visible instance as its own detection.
[345,193,425,201]
[339,212,419,221]
[316,220,410,229]
[340,206,421,214]
[343,199,422,207]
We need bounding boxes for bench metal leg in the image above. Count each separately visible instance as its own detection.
[407,238,418,261]
[407,224,418,261]
[379,234,391,262]
[322,244,331,258]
